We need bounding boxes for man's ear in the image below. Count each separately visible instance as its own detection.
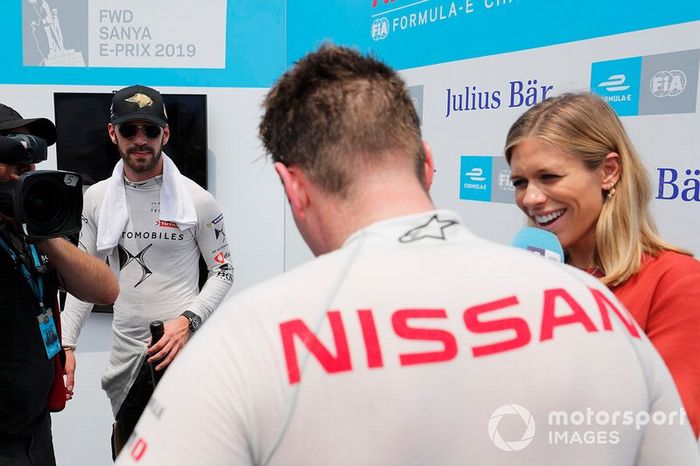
[274,162,310,219]
[107,123,117,144]
[161,124,170,145]
[422,141,435,191]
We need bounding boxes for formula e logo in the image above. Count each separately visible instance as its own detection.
[459,156,515,204]
[459,156,492,202]
[488,404,536,452]
[650,70,687,97]
[597,74,630,92]
[371,17,389,41]
[465,167,486,182]
[118,244,153,287]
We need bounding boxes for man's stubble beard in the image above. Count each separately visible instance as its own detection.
[121,145,162,174]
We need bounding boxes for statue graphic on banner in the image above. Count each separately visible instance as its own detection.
[27,0,85,66]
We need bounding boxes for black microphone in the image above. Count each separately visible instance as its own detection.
[149,320,165,387]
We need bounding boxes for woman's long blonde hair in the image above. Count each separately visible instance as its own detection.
[504,92,688,286]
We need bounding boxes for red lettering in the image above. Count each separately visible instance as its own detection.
[463,296,531,357]
[130,438,147,461]
[590,288,640,338]
[280,311,352,384]
[372,0,396,7]
[358,309,383,368]
[391,309,457,366]
[540,288,597,340]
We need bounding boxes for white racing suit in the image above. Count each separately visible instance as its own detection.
[61,174,233,415]
[115,210,698,465]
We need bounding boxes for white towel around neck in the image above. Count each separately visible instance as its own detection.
[95,153,198,253]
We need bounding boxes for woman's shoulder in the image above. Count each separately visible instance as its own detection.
[640,249,700,281]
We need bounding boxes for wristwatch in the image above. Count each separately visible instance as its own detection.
[181,310,202,333]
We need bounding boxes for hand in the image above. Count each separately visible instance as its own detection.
[64,349,76,401]
[147,316,191,371]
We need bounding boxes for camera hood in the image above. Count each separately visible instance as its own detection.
[0,170,83,240]
[0,134,48,165]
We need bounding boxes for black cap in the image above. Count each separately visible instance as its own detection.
[0,103,57,146]
[110,85,168,128]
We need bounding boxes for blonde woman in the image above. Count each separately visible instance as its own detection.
[505,92,700,438]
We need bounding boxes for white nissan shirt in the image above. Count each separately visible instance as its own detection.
[116,210,700,466]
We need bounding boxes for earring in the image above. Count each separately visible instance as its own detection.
[605,185,616,199]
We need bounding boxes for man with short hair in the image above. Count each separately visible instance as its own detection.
[116,46,699,465]
[0,103,118,466]
[60,85,233,458]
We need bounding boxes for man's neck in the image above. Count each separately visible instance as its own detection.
[321,174,435,252]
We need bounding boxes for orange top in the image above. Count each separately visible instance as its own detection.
[612,250,700,437]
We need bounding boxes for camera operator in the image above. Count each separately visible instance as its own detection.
[0,103,119,466]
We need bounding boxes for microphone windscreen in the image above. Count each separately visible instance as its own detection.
[511,227,564,262]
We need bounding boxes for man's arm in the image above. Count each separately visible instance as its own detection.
[185,194,234,321]
[38,237,118,305]
[60,185,116,399]
[148,192,233,370]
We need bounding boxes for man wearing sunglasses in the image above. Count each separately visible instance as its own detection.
[0,103,119,466]
[60,85,233,458]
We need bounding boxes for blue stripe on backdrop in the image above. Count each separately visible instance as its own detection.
[287,0,700,70]
[0,0,285,88]
[2,1,696,87]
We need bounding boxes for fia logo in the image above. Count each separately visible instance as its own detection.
[497,169,515,192]
[597,74,630,92]
[650,70,687,98]
[371,17,389,41]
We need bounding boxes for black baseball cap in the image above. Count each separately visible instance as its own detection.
[0,103,57,146]
[110,84,168,128]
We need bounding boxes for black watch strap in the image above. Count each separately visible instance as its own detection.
[181,310,202,332]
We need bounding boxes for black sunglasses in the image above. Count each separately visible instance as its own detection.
[117,124,162,139]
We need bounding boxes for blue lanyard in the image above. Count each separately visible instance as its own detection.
[0,235,45,311]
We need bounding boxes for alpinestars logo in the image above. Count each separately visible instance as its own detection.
[399,215,457,243]
[215,227,226,242]
[118,244,153,287]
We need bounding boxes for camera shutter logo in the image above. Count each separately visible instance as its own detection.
[650,70,687,97]
[488,404,536,451]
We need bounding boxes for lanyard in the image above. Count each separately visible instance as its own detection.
[0,235,45,311]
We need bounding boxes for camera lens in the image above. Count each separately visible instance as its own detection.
[24,178,62,225]
[0,170,83,240]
